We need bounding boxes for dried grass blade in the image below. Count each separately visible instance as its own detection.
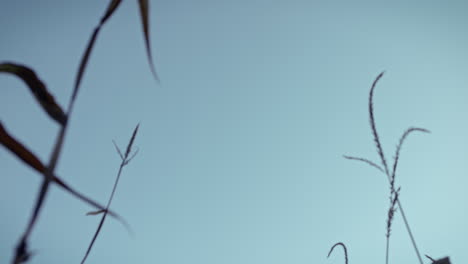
[0,63,67,126]
[0,122,46,173]
[137,0,159,82]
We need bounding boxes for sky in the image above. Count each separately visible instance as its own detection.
[1,1,467,264]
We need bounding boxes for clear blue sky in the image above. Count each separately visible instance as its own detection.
[1,1,467,263]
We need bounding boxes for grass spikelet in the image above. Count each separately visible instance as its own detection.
[386,186,400,264]
[368,71,389,176]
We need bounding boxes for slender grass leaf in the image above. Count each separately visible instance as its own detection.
[72,0,123,104]
[101,0,123,24]
[343,155,385,173]
[0,63,67,126]
[391,127,430,181]
[138,0,159,81]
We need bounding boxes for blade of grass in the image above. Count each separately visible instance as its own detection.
[391,127,430,182]
[81,124,140,264]
[327,242,348,264]
[0,63,67,126]
[137,0,159,82]
[72,0,123,103]
[343,155,385,173]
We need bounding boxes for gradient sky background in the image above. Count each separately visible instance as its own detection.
[1,1,467,263]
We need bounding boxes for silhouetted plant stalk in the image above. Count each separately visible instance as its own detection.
[81,124,140,264]
[344,72,429,264]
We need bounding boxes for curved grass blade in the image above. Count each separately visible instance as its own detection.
[72,0,123,104]
[391,127,430,182]
[0,63,67,126]
[327,242,348,264]
[81,124,140,264]
[343,155,385,173]
[138,0,159,82]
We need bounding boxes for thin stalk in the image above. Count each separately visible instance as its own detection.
[397,199,423,264]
